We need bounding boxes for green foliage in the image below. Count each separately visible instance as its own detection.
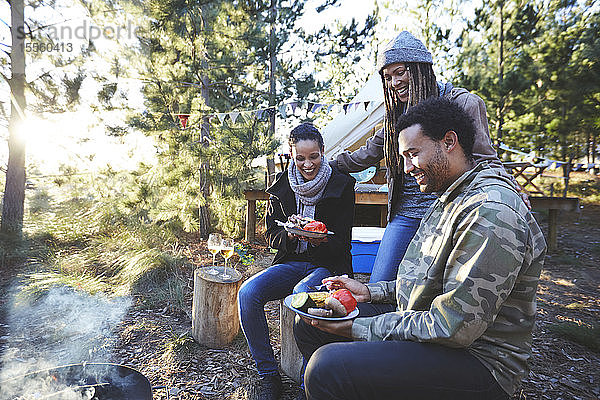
[19,171,188,312]
[453,1,600,165]
[126,0,376,234]
[235,243,255,266]
[547,321,600,352]
[162,331,197,356]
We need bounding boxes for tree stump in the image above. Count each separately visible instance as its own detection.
[280,299,303,383]
[192,266,243,348]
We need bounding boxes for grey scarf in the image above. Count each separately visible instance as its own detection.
[287,156,332,253]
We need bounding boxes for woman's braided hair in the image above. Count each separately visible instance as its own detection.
[381,62,439,178]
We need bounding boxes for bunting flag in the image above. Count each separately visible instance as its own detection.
[160,98,384,128]
[229,111,240,123]
[311,103,324,113]
[278,104,287,119]
[176,114,190,129]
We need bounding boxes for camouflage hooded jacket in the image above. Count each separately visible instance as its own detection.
[352,163,547,395]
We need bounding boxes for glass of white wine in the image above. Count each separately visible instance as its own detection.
[220,238,235,280]
[207,233,222,275]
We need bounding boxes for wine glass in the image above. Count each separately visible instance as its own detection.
[207,233,222,275]
[220,238,235,280]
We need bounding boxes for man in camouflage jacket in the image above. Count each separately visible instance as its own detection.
[293,98,547,400]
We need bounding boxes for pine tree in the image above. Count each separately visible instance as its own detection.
[129,0,377,237]
[1,0,109,237]
[1,0,26,236]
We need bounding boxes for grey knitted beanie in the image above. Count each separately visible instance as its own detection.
[376,31,432,72]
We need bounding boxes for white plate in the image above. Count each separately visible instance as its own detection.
[275,220,334,239]
[283,294,359,321]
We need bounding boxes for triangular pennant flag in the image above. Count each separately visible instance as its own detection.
[354,102,361,111]
[307,102,314,113]
[217,113,226,124]
[343,104,349,114]
[176,114,189,129]
[290,102,298,114]
[364,101,370,111]
[229,111,240,123]
[327,104,334,112]
[278,104,287,118]
[311,103,323,113]
[256,109,265,119]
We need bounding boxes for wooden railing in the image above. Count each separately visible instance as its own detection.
[243,189,579,252]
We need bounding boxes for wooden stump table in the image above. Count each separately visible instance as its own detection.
[192,266,243,348]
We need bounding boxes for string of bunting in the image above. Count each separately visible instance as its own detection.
[167,104,598,174]
[164,99,376,131]
[499,143,600,171]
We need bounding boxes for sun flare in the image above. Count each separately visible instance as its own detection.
[14,111,155,175]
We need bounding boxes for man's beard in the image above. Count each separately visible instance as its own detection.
[422,144,450,193]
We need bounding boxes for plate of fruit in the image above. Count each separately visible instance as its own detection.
[284,289,358,321]
[275,215,334,239]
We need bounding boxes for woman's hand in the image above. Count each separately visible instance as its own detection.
[322,276,371,303]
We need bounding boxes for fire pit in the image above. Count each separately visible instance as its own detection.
[0,362,152,399]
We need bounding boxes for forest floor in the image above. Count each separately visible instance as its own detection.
[1,205,599,399]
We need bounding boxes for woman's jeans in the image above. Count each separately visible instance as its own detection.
[369,213,421,283]
[238,261,331,377]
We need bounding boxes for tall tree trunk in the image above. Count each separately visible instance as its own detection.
[266,0,277,188]
[2,0,26,237]
[198,65,211,238]
[496,0,505,145]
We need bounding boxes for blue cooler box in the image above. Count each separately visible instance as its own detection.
[351,227,386,274]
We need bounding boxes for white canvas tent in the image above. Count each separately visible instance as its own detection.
[323,73,385,159]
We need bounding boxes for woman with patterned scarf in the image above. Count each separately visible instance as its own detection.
[332,31,520,288]
[238,122,355,400]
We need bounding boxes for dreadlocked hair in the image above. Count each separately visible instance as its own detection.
[382,62,439,178]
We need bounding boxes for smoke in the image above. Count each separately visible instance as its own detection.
[0,285,131,395]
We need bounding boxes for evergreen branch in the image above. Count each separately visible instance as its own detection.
[208,81,270,97]
[586,96,600,108]
[212,86,236,107]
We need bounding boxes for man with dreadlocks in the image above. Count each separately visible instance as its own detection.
[332,31,521,287]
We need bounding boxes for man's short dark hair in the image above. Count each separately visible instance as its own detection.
[395,97,476,158]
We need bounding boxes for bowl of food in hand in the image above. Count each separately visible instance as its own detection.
[284,289,358,321]
[277,215,334,239]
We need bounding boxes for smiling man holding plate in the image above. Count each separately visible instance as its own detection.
[293,98,546,400]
